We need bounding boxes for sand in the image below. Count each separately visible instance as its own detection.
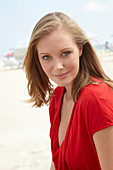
[0,49,113,170]
[0,69,51,170]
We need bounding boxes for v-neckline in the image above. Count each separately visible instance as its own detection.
[57,87,76,149]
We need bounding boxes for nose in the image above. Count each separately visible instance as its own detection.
[54,58,64,70]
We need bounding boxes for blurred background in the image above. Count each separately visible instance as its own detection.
[0,0,113,169]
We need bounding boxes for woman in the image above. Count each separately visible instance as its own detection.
[23,12,113,170]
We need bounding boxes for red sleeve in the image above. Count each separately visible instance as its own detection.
[85,86,113,136]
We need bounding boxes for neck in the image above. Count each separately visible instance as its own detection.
[64,85,73,101]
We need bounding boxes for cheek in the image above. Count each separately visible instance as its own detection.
[67,59,79,69]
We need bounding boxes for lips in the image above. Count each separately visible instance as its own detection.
[54,72,68,79]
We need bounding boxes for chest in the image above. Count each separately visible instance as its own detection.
[58,100,74,147]
[53,105,101,170]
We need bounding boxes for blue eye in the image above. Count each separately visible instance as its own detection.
[62,51,71,56]
[42,55,51,60]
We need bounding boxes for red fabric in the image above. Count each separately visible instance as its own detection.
[49,78,113,170]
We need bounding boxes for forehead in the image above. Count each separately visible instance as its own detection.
[37,29,75,53]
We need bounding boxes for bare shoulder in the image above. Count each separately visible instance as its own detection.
[93,126,113,170]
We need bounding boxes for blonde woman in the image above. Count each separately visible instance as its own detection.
[23,12,113,170]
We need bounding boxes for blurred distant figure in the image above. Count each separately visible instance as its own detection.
[105,41,113,51]
[105,41,109,49]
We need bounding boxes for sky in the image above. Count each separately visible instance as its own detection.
[0,0,113,56]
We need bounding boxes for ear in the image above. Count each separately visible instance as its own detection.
[79,46,83,57]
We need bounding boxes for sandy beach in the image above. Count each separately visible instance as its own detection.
[0,69,51,170]
[0,49,113,170]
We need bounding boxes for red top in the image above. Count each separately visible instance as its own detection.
[49,78,113,170]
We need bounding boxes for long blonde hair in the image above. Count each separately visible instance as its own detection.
[23,12,113,107]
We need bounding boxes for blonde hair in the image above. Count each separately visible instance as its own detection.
[23,12,113,107]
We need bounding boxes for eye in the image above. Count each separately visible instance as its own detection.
[42,55,51,60]
[62,51,71,56]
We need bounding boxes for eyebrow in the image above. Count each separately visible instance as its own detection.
[59,48,73,53]
[39,48,73,56]
[39,52,49,56]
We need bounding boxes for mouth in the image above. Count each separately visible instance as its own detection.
[54,72,69,79]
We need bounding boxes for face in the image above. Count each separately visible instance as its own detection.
[37,29,82,89]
